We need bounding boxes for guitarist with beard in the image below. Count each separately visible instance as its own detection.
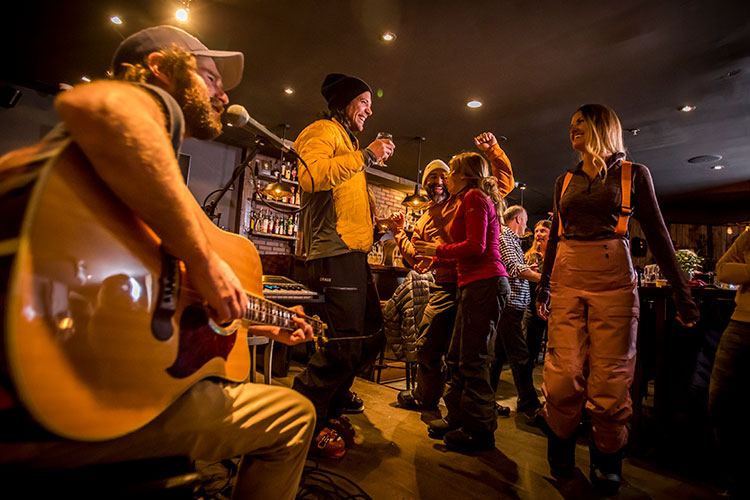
[0,26,315,500]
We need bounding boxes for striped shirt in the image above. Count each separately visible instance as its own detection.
[498,225,531,310]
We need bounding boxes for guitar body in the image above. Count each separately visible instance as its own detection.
[3,143,262,441]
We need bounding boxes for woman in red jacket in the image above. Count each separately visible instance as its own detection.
[536,104,699,494]
[415,152,508,453]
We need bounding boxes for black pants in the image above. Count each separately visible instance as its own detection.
[412,282,458,408]
[444,276,509,435]
[522,303,547,371]
[292,253,383,428]
[708,319,750,497]
[523,285,547,372]
[490,306,540,412]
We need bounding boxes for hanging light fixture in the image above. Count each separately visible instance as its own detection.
[262,123,294,201]
[262,180,293,200]
[402,137,430,209]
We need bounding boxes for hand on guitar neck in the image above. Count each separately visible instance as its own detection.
[248,305,315,345]
[191,251,315,345]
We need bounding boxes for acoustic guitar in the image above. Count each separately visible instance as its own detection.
[1,140,325,441]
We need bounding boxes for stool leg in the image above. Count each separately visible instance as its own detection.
[263,340,274,385]
[250,345,257,383]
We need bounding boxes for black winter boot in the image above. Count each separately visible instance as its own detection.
[589,444,624,496]
[546,432,576,479]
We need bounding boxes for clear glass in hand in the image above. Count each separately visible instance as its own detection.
[376,132,392,167]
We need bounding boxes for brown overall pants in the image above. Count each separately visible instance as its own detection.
[542,238,639,454]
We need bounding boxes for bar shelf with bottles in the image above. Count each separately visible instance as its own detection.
[246,206,299,240]
[253,157,299,185]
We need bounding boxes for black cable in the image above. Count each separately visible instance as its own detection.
[202,188,225,207]
[296,459,373,500]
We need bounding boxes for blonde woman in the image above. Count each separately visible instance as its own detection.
[536,104,698,493]
[415,152,507,453]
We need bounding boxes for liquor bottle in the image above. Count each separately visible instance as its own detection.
[291,164,297,183]
[262,210,270,233]
[281,162,287,180]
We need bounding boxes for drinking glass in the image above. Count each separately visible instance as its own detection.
[376,132,392,167]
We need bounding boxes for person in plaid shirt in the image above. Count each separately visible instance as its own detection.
[491,205,543,421]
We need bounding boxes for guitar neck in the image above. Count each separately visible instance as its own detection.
[244,293,325,336]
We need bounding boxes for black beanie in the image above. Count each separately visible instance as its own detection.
[321,73,372,111]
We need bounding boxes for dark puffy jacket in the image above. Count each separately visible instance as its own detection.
[383,271,434,362]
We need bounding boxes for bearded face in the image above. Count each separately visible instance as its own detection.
[424,171,448,203]
[173,68,223,140]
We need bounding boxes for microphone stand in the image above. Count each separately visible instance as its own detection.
[203,142,261,222]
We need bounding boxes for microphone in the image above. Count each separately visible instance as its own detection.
[225,104,295,154]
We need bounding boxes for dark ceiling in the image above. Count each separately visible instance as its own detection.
[3,0,749,224]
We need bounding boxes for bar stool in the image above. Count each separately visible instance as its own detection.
[247,335,274,384]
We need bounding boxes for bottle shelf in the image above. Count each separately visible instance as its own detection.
[255,198,300,210]
[255,172,299,185]
[248,231,298,241]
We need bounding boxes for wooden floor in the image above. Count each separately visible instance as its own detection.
[274,363,723,500]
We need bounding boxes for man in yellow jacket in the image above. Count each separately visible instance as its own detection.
[293,73,395,458]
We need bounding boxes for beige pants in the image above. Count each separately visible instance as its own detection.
[1,380,315,500]
[542,238,639,454]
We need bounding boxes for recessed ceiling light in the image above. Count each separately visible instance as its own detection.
[626,128,640,136]
[679,105,696,112]
[727,227,733,235]
[175,7,189,22]
[467,100,482,108]
[284,87,294,95]
[381,32,396,42]
[710,165,725,170]
[688,154,722,163]
[81,76,91,82]
[110,15,122,25]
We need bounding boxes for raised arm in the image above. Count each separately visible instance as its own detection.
[475,132,514,197]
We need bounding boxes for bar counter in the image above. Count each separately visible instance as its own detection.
[631,285,736,454]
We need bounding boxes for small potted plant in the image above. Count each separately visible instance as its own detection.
[675,249,704,280]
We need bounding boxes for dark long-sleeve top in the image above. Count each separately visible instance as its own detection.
[435,188,507,287]
[537,152,699,323]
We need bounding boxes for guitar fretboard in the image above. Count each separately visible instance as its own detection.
[244,293,325,336]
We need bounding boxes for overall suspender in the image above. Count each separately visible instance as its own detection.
[557,160,633,238]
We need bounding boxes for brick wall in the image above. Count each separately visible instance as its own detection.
[370,184,407,218]
[249,235,295,255]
